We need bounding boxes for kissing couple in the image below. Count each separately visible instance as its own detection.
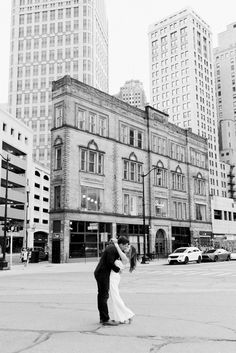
[94,236,137,325]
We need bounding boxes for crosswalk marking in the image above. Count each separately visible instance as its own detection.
[137,267,236,278]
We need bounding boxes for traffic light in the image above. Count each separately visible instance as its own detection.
[2,222,11,232]
[142,225,150,234]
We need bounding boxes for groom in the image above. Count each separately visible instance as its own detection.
[94,236,130,325]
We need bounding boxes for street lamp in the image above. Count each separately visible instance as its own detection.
[24,185,30,249]
[141,166,160,264]
[0,154,10,270]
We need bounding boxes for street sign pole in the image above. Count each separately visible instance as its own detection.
[87,223,99,259]
[9,232,13,269]
[97,229,99,260]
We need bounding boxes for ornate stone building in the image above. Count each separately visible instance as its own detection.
[50,75,211,263]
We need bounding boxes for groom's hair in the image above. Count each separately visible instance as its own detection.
[117,236,129,245]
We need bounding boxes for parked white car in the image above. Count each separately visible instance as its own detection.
[168,247,202,265]
[230,253,236,260]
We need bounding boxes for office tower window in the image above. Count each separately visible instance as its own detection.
[34,25,39,35]
[24,93,30,104]
[58,22,63,32]
[50,10,55,21]
[58,9,63,19]
[9,0,108,168]
[19,14,24,25]
[50,23,55,34]
[66,8,71,18]
[66,21,71,31]
[32,107,37,118]
[33,66,38,76]
[42,11,47,21]
[50,37,55,46]
[74,7,79,17]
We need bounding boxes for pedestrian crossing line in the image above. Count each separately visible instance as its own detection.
[139,269,235,277]
[214,272,232,277]
[201,272,224,276]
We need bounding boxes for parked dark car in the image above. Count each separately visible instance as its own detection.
[202,248,231,262]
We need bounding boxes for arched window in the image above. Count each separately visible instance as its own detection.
[171,165,185,191]
[80,140,104,175]
[154,161,167,187]
[87,139,98,150]
[123,153,142,183]
[194,173,206,195]
[54,136,63,170]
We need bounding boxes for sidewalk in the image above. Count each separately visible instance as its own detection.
[0,257,167,276]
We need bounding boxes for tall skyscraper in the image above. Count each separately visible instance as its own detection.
[214,23,236,171]
[148,7,227,197]
[115,79,147,109]
[8,0,108,167]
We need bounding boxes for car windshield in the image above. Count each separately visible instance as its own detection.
[173,248,187,253]
[205,250,216,253]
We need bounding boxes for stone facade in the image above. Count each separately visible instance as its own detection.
[50,76,212,263]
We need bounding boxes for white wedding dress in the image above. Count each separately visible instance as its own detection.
[110,259,134,323]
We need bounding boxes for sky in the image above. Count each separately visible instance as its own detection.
[0,0,236,104]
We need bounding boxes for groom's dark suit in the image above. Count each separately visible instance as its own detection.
[94,244,120,323]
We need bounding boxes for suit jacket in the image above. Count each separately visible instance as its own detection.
[94,244,120,277]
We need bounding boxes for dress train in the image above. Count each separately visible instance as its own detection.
[109,260,134,323]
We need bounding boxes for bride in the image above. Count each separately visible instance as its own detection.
[109,238,137,324]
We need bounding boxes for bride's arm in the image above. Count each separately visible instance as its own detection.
[111,239,129,265]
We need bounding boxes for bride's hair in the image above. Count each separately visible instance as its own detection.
[128,245,137,272]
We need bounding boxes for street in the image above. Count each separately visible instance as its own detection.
[0,259,236,352]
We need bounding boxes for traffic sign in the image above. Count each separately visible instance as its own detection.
[88,223,98,230]
[100,232,108,242]
[88,226,98,230]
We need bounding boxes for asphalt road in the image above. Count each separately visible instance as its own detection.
[0,259,236,352]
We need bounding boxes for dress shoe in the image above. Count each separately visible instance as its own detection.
[119,318,133,324]
[102,320,119,326]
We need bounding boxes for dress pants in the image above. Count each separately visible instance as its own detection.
[94,272,110,322]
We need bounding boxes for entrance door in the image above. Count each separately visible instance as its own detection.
[52,240,60,263]
[155,229,166,257]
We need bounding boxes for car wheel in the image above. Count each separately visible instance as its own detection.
[227,255,231,261]
[214,256,218,262]
[169,261,174,265]
[184,257,189,264]
[197,256,201,263]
